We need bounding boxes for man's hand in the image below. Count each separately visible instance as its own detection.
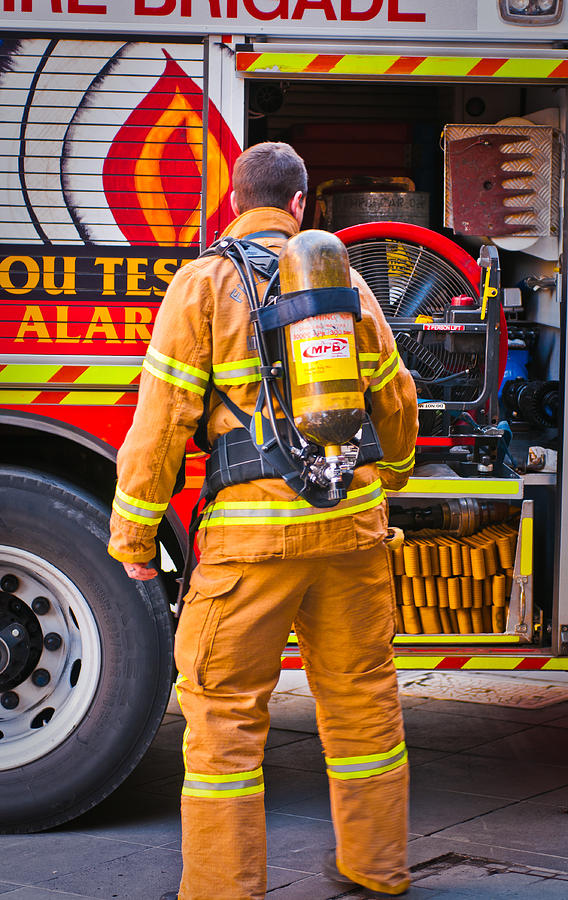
[122,562,158,580]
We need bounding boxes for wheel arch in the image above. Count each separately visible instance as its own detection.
[0,410,187,599]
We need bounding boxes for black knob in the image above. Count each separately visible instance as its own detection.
[1,574,19,594]
[1,691,19,710]
[32,596,51,616]
[31,669,51,688]
[44,633,62,652]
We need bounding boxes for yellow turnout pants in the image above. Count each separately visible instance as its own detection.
[174,542,409,900]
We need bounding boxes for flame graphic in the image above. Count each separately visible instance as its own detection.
[103,52,240,246]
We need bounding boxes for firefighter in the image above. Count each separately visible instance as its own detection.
[108,141,418,900]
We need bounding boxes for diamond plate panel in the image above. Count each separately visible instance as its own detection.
[444,125,562,239]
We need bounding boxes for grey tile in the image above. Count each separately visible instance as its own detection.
[529,784,568,807]
[408,836,568,873]
[537,715,568,729]
[435,799,568,859]
[410,753,568,802]
[410,786,512,836]
[414,864,545,893]
[266,812,335,872]
[408,748,452,767]
[146,719,186,753]
[266,872,366,898]
[400,697,434,709]
[402,708,530,753]
[37,847,182,899]
[268,695,318,733]
[0,834,143,884]
[468,725,568,766]
[267,865,316,891]
[264,737,326,773]
[118,747,184,789]
[417,698,568,726]
[128,774,184,801]
[66,788,181,848]
[0,891,101,899]
[273,792,332,822]
[266,729,315,749]
[265,765,329,811]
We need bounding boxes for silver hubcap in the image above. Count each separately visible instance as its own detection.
[0,546,101,769]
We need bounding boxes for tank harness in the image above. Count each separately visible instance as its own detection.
[176,233,383,598]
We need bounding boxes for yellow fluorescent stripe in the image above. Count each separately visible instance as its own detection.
[326,742,406,766]
[394,634,520,645]
[414,56,482,77]
[499,58,561,79]
[0,364,60,383]
[59,391,126,405]
[371,359,400,392]
[147,346,209,381]
[394,479,521,497]
[208,477,384,510]
[374,348,398,378]
[327,753,408,780]
[331,54,400,75]
[73,365,141,386]
[213,374,261,385]
[0,390,42,403]
[213,356,260,372]
[116,486,168,512]
[462,657,523,670]
[521,516,533,578]
[254,412,264,445]
[185,767,262,783]
[543,659,568,670]
[248,52,317,73]
[378,451,415,471]
[202,494,385,528]
[182,784,264,798]
[112,501,161,526]
[143,360,206,395]
[394,657,445,669]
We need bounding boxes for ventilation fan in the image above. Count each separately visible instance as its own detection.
[336,222,508,441]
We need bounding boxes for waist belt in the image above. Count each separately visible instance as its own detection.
[206,416,383,499]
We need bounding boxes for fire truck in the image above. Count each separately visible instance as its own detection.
[1,0,567,831]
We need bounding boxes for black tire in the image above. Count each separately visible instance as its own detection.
[0,467,174,832]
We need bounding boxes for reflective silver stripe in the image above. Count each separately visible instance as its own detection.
[213,357,261,385]
[183,773,264,792]
[370,352,401,392]
[143,352,208,394]
[378,451,415,472]
[202,482,385,527]
[326,744,407,780]
[0,354,145,366]
[113,495,163,520]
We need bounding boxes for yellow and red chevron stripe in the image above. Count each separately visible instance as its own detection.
[237,52,568,80]
[281,652,568,671]
[0,360,141,406]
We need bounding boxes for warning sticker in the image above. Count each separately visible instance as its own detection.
[290,314,359,385]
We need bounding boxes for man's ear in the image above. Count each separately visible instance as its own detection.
[289,191,306,225]
[230,190,240,216]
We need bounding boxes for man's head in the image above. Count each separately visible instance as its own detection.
[230,141,307,225]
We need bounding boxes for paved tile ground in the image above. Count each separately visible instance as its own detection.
[2,670,568,898]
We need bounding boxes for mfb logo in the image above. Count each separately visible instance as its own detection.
[301,337,350,360]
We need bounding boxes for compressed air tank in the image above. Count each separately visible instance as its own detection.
[279,230,365,448]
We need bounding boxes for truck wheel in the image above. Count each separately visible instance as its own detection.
[0,467,174,832]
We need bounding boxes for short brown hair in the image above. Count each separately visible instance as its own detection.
[232,142,308,212]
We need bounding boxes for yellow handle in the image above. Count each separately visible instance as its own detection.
[481,267,498,321]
